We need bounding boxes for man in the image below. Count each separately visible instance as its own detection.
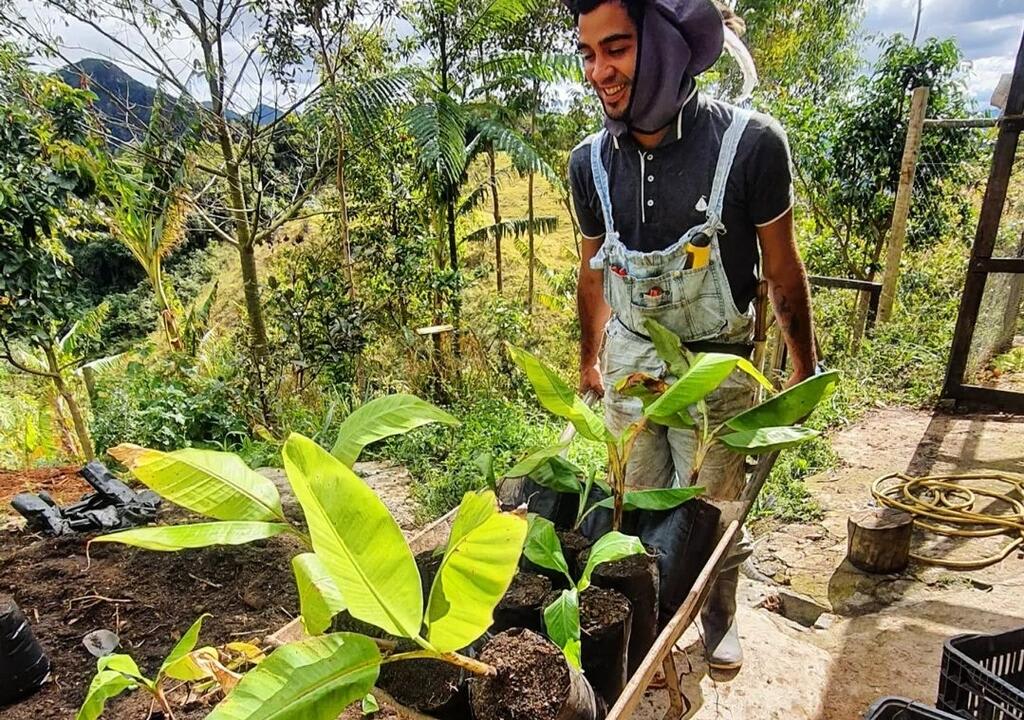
[567,0,817,672]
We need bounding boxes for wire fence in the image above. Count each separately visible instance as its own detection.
[911,120,1024,383]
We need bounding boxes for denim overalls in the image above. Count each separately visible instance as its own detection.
[592,109,758,565]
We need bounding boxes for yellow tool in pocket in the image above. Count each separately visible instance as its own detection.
[684,229,713,270]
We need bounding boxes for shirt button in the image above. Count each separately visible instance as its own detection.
[647,199,654,207]
[647,175,654,182]
[646,153,654,160]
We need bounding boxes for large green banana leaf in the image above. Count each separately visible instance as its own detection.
[725,370,840,432]
[330,394,459,467]
[643,318,690,378]
[592,486,703,512]
[506,441,571,477]
[91,521,289,552]
[206,633,381,720]
[426,491,527,652]
[718,426,820,453]
[109,444,284,522]
[508,345,609,442]
[292,553,347,635]
[283,433,422,639]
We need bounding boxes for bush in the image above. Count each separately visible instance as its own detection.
[375,392,604,520]
[91,354,248,453]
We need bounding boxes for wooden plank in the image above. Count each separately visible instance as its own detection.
[879,86,930,323]
[925,114,1019,129]
[605,521,740,720]
[943,29,1024,401]
[808,275,882,292]
[949,385,1024,414]
[971,257,1024,274]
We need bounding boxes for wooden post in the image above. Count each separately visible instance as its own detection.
[878,86,930,324]
[847,508,913,574]
[998,231,1024,354]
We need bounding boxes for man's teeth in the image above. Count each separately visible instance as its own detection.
[603,84,624,97]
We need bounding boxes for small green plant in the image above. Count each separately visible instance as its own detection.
[509,318,840,529]
[76,615,255,719]
[522,515,644,669]
[506,446,703,531]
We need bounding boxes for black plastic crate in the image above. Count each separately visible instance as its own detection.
[866,697,963,719]
[938,627,1024,720]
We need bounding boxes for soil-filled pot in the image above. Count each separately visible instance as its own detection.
[492,573,551,634]
[499,477,578,529]
[578,547,658,678]
[635,498,721,628]
[0,596,50,705]
[543,587,631,707]
[469,628,606,720]
[378,643,470,719]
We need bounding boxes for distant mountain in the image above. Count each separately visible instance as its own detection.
[57,58,282,144]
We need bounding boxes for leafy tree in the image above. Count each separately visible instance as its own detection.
[792,35,982,283]
[0,43,102,459]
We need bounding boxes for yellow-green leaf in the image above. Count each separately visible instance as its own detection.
[543,589,581,670]
[426,491,527,652]
[283,434,422,639]
[292,553,347,635]
[331,394,458,467]
[75,669,137,720]
[110,444,284,522]
[92,522,289,552]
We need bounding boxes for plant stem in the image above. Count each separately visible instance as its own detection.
[385,650,497,677]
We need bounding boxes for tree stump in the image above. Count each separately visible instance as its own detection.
[847,508,914,573]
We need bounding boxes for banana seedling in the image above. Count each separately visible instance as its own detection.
[508,323,838,530]
[522,515,645,669]
[203,436,527,719]
[76,615,257,720]
[619,318,840,486]
[506,445,704,532]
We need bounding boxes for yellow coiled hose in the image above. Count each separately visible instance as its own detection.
[870,471,1024,569]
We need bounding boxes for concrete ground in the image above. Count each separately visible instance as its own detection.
[635,407,1024,720]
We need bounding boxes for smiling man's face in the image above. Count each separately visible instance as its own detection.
[578,1,638,120]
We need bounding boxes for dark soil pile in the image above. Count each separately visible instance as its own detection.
[340,699,404,718]
[470,628,570,720]
[378,653,467,717]
[0,515,302,719]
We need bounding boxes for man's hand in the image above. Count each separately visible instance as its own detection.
[579,362,605,398]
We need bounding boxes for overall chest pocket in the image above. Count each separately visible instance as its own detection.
[607,262,731,342]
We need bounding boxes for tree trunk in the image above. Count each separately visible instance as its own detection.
[847,508,913,573]
[336,126,355,299]
[527,79,539,314]
[528,170,536,314]
[488,146,503,294]
[44,345,94,461]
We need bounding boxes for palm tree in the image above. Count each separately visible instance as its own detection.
[104,165,190,351]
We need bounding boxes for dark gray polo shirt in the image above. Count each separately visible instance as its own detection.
[569,92,794,311]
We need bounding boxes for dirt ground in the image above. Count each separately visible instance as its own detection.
[0,461,422,720]
[635,406,1024,720]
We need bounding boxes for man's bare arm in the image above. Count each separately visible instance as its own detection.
[757,209,817,384]
[578,236,611,396]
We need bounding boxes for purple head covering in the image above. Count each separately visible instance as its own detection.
[569,0,725,136]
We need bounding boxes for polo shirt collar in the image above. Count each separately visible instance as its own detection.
[612,86,702,152]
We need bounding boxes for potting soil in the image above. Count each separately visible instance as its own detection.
[0,509,300,719]
[578,587,632,707]
[378,653,468,718]
[584,549,659,677]
[470,628,604,720]
[493,572,551,634]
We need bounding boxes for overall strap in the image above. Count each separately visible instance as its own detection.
[589,130,616,237]
[707,108,752,220]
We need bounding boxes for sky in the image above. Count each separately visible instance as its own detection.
[862,0,1023,108]
[12,0,1024,112]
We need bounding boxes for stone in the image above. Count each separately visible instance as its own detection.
[775,588,830,628]
[813,613,838,631]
